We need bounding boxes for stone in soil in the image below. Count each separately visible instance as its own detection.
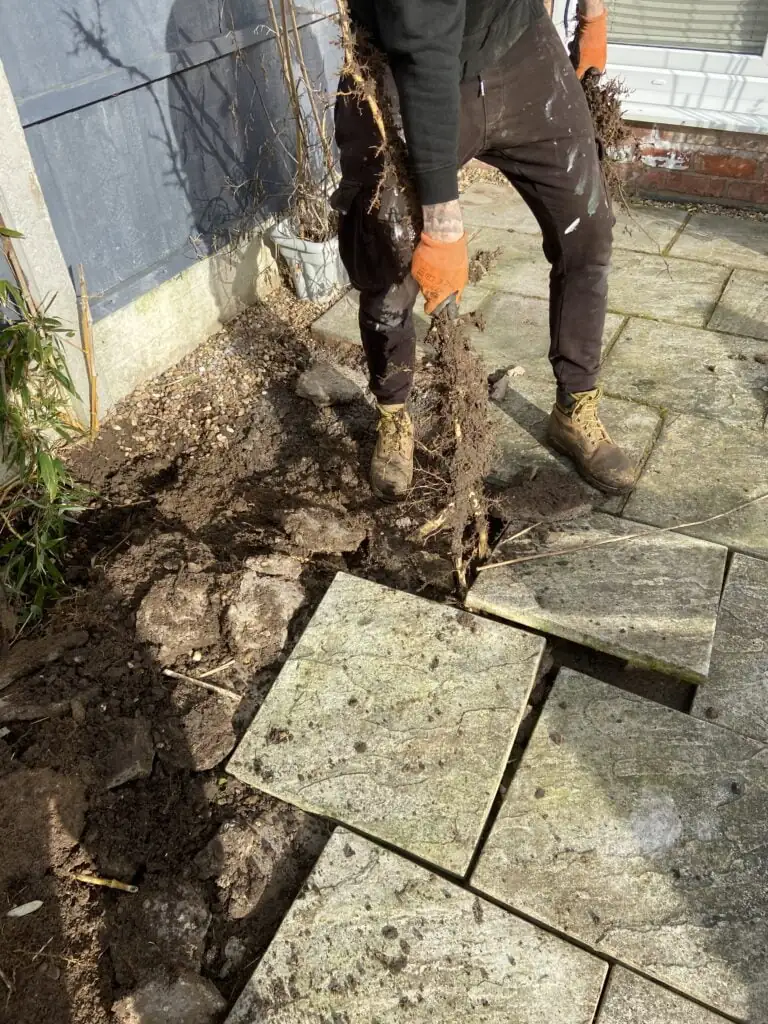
[295,359,366,407]
[596,967,730,1024]
[669,212,768,274]
[109,879,211,985]
[466,511,725,682]
[472,669,768,1021]
[600,317,768,430]
[228,572,545,875]
[194,803,327,920]
[0,767,86,886]
[135,572,220,664]
[156,692,237,772]
[243,552,304,579]
[226,829,607,1024]
[606,249,730,327]
[707,268,768,340]
[104,716,155,789]
[280,506,367,554]
[112,970,225,1024]
[489,375,661,514]
[691,553,768,743]
[225,564,306,664]
[624,412,768,558]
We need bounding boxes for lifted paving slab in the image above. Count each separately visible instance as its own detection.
[465,511,726,682]
[227,572,545,875]
[624,413,768,559]
[691,553,768,744]
[226,829,608,1024]
[596,968,730,1024]
[708,268,768,341]
[600,317,768,430]
[489,376,661,513]
[669,212,768,274]
[471,669,768,1022]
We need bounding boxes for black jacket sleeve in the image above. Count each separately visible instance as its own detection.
[375,0,466,205]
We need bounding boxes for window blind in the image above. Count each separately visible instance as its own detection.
[608,0,768,55]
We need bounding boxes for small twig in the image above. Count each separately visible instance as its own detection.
[199,659,236,679]
[0,964,13,996]
[73,873,137,893]
[477,492,768,573]
[31,937,54,962]
[162,668,241,701]
[77,264,98,438]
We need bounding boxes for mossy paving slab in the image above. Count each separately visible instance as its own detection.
[489,376,661,515]
[623,413,768,559]
[596,968,730,1024]
[708,269,768,341]
[227,573,545,875]
[607,250,730,328]
[226,829,608,1024]
[691,553,768,743]
[471,670,768,1022]
[465,511,726,682]
[669,212,768,274]
[601,317,768,430]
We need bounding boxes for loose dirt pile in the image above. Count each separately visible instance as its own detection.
[0,288,472,1024]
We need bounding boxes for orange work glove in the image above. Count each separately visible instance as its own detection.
[411,232,469,316]
[573,9,608,79]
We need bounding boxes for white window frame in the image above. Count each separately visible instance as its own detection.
[552,0,768,134]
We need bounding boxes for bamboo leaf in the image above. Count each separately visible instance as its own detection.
[0,226,24,238]
[36,451,59,500]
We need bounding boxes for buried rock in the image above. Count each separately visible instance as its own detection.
[156,692,237,772]
[110,880,212,986]
[136,572,220,665]
[112,971,225,1024]
[103,717,155,790]
[281,506,367,554]
[226,568,306,664]
[295,360,364,407]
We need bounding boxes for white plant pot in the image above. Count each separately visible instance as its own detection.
[271,220,348,302]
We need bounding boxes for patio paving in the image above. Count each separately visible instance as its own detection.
[228,572,544,875]
[691,553,768,743]
[230,186,768,1024]
[471,669,768,1021]
[465,512,726,682]
[596,968,730,1024]
[226,830,608,1024]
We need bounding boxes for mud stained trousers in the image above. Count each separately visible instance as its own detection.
[333,14,613,407]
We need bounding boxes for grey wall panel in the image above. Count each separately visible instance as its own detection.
[15,14,338,319]
[1,0,336,115]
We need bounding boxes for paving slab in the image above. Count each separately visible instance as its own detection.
[596,967,730,1024]
[227,572,545,875]
[708,269,768,340]
[471,291,625,379]
[489,376,661,514]
[624,413,768,558]
[669,212,768,274]
[612,205,689,255]
[465,511,726,682]
[227,829,608,1024]
[601,317,768,429]
[691,553,768,743]
[466,228,550,299]
[607,250,730,327]
[471,669,768,1022]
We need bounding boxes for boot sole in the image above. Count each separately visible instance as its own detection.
[370,480,411,504]
[548,437,634,497]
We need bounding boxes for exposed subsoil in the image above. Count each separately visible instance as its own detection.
[0,274,697,1023]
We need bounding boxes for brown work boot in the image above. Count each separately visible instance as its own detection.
[370,403,414,502]
[547,387,636,495]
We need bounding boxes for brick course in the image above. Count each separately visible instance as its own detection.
[615,123,768,211]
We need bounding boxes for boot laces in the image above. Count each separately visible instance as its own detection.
[571,388,612,446]
[377,408,411,460]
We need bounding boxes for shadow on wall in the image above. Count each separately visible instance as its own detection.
[61,0,338,322]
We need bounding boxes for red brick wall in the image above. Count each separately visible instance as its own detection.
[615,123,768,210]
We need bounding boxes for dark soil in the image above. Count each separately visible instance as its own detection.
[0,288,475,1024]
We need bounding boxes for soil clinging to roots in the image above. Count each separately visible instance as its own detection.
[581,70,634,200]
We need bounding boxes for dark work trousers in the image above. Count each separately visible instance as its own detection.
[333,14,613,406]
